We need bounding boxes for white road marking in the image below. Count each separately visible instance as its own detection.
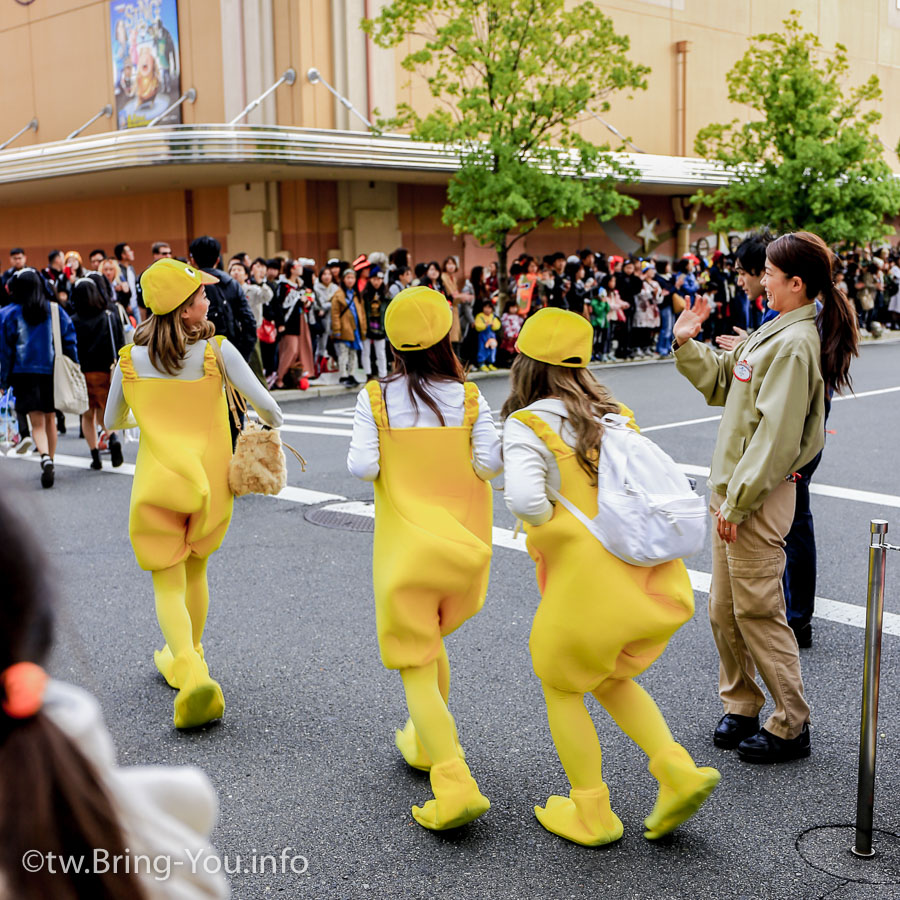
[280,424,354,437]
[282,413,360,425]
[313,501,896,636]
[4,451,894,637]
[832,385,900,402]
[642,415,723,433]
[677,463,900,509]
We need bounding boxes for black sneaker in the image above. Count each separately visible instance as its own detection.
[40,457,55,488]
[109,434,124,468]
[338,376,349,385]
[737,724,810,764]
[345,375,360,387]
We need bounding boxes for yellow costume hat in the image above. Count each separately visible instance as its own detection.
[140,258,219,316]
[516,307,592,367]
[384,286,452,350]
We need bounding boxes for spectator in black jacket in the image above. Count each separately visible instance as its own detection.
[188,236,257,361]
[616,258,643,358]
[545,252,568,308]
[42,251,69,305]
[69,278,126,469]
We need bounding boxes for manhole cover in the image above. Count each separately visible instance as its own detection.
[305,501,374,533]
[797,825,900,884]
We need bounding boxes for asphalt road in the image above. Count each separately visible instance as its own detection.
[3,340,900,900]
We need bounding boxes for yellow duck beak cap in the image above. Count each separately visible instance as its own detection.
[140,258,219,316]
[384,286,453,350]
[516,307,593,367]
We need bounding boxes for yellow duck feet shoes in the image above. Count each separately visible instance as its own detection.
[394,717,467,772]
[643,743,721,840]
[154,642,205,689]
[171,651,224,730]
[411,759,490,831]
[534,785,624,847]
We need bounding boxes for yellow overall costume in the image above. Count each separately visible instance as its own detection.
[121,339,233,573]
[509,308,720,846]
[367,380,491,671]
[360,285,493,831]
[119,258,230,731]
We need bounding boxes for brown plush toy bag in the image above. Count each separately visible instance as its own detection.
[208,339,305,496]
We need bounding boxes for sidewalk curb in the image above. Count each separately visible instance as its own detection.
[272,333,900,404]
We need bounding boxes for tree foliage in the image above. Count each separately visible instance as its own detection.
[693,11,900,245]
[363,0,648,292]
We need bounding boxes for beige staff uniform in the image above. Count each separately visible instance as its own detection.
[675,304,825,740]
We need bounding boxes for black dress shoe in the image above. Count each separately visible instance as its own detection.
[791,622,812,649]
[713,713,759,749]
[737,724,810,764]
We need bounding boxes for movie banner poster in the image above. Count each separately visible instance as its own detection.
[111,0,182,129]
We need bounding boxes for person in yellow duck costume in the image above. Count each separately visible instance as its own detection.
[347,286,503,830]
[104,259,283,730]
[502,307,720,846]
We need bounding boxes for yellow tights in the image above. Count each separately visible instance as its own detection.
[400,657,458,767]
[151,556,224,729]
[399,650,489,830]
[152,556,209,660]
[538,678,718,845]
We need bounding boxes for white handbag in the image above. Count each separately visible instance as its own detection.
[547,413,707,567]
[50,302,89,415]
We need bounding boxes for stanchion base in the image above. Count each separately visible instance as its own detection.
[851,846,876,859]
[797,825,900,885]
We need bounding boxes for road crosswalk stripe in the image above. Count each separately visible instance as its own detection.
[5,452,893,637]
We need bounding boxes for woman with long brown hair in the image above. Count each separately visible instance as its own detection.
[502,308,718,847]
[0,481,228,899]
[104,259,282,730]
[347,286,502,831]
[674,230,857,764]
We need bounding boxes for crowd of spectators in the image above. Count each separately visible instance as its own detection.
[3,235,899,403]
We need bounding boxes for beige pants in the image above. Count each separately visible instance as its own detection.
[709,481,810,740]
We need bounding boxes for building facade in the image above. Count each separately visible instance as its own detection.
[1,0,899,270]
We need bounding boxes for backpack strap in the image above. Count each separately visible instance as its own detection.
[617,402,640,434]
[509,410,575,460]
[117,344,137,381]
[462,382,480,429]
[366,380,389,429]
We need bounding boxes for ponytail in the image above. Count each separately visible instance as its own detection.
[0,715,146,900]
[818,281,858,395]
[767,231,859,395]
[0,482,146,900]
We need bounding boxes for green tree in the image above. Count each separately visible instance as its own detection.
[693,11,900,245]
[363,0,648,300]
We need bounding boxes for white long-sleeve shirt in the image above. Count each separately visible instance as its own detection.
[0,680,229,900]
[104,339,283,432]
[503,398,578,526]
[347,377,503,482]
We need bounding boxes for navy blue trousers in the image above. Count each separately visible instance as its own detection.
[782,451,821,628]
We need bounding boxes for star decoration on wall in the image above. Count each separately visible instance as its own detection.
[636,214,660,253]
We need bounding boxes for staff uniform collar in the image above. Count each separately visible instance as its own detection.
[752,302,816,341]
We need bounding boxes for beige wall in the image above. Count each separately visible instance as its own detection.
[0,0,226,145]
[393,0,900,170]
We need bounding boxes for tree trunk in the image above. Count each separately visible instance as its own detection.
[496,238,509,310]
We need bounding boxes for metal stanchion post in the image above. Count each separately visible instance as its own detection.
[852,520,889,858]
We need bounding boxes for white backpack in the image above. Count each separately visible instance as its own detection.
[547,413,707,567]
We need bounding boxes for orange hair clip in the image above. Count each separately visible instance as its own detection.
[1,662,48,719]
